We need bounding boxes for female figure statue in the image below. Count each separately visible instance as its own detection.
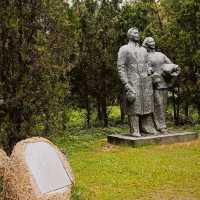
[143,37,181,134]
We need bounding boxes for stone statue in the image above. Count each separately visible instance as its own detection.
[117,28,158,137]
[143,37,181,134]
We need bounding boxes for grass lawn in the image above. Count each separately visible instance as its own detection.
[47,125,200,200]
[1,104,200,200]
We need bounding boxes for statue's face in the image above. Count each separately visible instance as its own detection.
[147,38,155,49]
[129,29,140,42]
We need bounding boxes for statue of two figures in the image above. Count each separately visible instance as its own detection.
[117,27,181,137]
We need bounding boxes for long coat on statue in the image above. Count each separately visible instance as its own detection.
[117,42,154,115]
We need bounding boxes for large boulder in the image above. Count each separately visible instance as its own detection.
[3,137,74,200]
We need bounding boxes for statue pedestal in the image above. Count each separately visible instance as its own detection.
[107,132,198,147]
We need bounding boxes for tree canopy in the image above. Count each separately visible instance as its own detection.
[0,0,200,152]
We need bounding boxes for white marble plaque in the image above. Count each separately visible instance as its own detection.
[25,142,72,194]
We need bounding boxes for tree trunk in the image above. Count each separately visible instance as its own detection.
[119,87,126,124]
[176,99,180,125]
[44,110,50,136]
[97,96,108,127]
[176,87,180,125]
[153,1,163,30]
[172,91,177,124]
[101,96,108,127]
[184,103,189,119]
[173,88,180,125]
[97,97,102,122]
[196,102,200,123]
[85,95,91,128]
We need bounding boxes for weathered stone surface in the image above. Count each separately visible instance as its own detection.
[3,137,74,200]
[107,132,198,147]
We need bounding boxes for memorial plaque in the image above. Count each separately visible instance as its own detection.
[25,142,72,194]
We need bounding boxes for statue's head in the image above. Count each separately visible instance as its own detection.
[127,27,140,42]
[142,37,155,49]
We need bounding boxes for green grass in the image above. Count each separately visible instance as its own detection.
[48,126,200,200]
[1,105,200,200]
[1,125,200,200]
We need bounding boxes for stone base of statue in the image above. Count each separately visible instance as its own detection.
[107,132,198,147]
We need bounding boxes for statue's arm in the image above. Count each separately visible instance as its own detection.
[164,54,181,75]
[117,47,136,102]
[164,54,172,64]
[117,47,129,87]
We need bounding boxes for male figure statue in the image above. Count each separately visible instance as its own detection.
[117,28,157,137]
[143,37,181,134]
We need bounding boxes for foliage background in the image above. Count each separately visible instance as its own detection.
[0,0,200,153]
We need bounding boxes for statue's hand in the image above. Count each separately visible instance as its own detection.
[126,91,136,102]
[152,72,162,85]
[147,66,153,75]
[125,83,136,102]
[124,83,131,92]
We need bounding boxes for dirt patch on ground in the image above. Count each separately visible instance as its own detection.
[150,193,198,200]
[101,143,118,152]
[137,186,199,200]
[157,137,200,151]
